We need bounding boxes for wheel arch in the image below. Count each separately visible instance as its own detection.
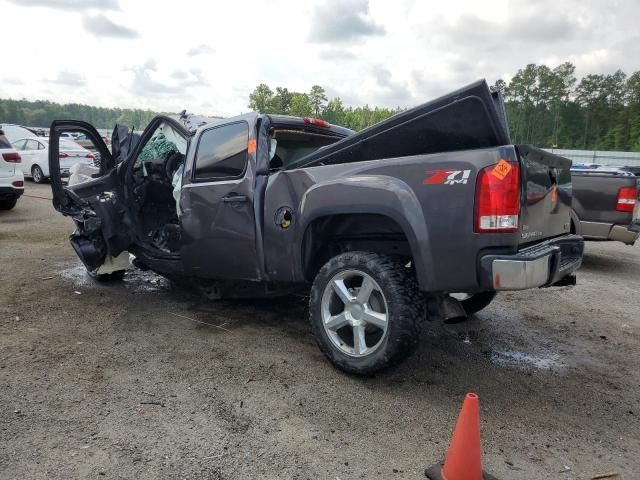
[31,163,47,181]
[569,208,581,235]
[296,175,434,290]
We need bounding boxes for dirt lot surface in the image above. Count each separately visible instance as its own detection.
[1,183,639,480]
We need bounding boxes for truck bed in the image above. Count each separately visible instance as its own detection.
[288,80,511,169]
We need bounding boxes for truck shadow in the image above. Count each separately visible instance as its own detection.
[184,294,312,339]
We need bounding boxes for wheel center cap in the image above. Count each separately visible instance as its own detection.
[350,304,363,320]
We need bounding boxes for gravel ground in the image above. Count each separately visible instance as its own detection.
[1,183,639,480]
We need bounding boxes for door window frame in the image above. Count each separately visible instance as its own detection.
[191,121,250,184]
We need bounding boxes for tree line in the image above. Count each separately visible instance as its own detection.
[248,84,403,132]
[0,98,160,130]
[249,63,640,152]
[495,63,640,151]
[3,62,640,152]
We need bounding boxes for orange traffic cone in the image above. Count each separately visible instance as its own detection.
[425,393,499,480]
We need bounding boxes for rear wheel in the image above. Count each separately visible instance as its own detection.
[0,198,18,210]
[309,252,424,375]
[32,165,46,184]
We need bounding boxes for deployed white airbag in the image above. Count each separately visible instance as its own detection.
[172,164,184,216]
[68,163,99,186]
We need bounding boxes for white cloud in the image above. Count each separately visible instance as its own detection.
[51,71,86,87]
[8,0,119,10]
[186,44,215,56]
[1,0,639,117]
[309,0,385,43]
[83,13,138,38]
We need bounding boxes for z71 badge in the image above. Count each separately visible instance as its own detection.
[423,169,471,185]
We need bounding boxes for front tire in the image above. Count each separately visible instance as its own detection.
[32,165,46,184]
[309,252,424,375]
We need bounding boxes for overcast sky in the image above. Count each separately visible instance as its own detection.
[1,0,639,117]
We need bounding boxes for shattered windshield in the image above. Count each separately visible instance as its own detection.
[135,121,187,168]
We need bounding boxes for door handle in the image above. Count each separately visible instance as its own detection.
[223,194,248,204]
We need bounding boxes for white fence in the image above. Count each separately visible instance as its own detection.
[543,148,640,167]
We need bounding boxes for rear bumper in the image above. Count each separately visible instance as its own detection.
[580,220,639,245]
[609,225,639,245]
[478,234,584,291]
[0,185,24,200]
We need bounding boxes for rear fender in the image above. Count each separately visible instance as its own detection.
[569,209,582,234]
[297,175,434,290]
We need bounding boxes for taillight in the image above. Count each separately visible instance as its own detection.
[303,116,331,128]
[86,152,94,159]
[59,152,69,158]
[474,161,520,233]
[616,186,637,212]
[12,180,24,187]
[2,152,21,163]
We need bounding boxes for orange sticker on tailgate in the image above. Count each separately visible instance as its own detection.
[491,159,512,180]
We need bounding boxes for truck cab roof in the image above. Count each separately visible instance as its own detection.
[185,112,355,139]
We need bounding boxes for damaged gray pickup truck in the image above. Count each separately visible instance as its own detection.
[48,80,584,374]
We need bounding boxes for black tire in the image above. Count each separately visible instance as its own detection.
[32,165,46,184]
[88,269,126,282]
[309,251,425,375]
[0,198,18,210]
[459,291,497,315]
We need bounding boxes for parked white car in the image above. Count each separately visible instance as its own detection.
[61,132,80,140]
[0,129,24,210]
[12,137,95,183]
[1,124,38,143]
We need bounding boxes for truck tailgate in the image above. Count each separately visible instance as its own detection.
[517,145,572,244]
[571,172,638,223]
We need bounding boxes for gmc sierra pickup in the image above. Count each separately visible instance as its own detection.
[570,166,639,245]
[48,80,584,374]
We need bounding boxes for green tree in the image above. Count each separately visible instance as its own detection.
[289,93,313,117]
[248,83,274,113]
[322,97,346,125]
[492,79,507,94]
[309,85,327,117]
[0,97,160,129]
[271,87,292,115]
[576,74,605,148]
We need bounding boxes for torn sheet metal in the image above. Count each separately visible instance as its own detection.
[96,252,130,275]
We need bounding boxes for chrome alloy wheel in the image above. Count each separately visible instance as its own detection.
[321,269,389,357]
[32,166,43,183]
